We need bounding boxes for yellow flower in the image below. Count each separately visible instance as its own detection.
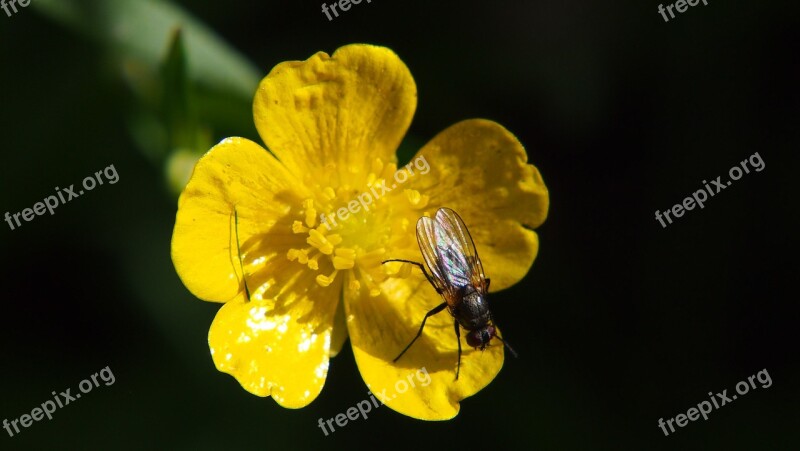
[170,44,548,419]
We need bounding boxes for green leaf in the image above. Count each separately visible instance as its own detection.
[33,0,261,102]
[33,0,260,195]
[161,28,193,150]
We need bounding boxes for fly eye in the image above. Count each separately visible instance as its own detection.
[466,331,482,348]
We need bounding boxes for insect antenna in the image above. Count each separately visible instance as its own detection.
[233,207,251,301]
[494,333,518,358]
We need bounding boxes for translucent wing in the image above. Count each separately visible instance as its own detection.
[433,208,486,292]
[415,208,487,306]
[415,216,454,298]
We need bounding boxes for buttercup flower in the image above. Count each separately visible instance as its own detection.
[171,44,549,419]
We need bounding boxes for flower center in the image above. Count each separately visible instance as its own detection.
[285,157,430,296]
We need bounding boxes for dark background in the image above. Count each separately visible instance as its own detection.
[1,0,798,449]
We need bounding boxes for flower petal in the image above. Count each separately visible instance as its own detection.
[403,119,550,291]
[208,289,338,408]
[171,137,309,302]
[345,273,504,420]
[329,295,349,358]
[253,44,417,187]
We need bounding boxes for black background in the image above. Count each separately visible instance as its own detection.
[1,0,798,449]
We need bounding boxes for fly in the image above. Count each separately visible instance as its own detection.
[383,207,517,380]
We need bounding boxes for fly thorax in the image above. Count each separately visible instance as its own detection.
[454,286,491,330]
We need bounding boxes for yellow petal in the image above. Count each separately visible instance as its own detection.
[171,137,309,302]
[208,288,339,408]
[253,44,417,187]
[329,295,349,358]
[403,119,549,291]
[345,272,504,420]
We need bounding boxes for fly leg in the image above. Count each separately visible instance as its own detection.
[382,259,442,294]
[454,319,462,380]
[393,302,447,362]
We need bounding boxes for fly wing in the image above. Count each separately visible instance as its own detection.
[433,208,486,294]
[415,215,456,299]
[415,208,487,306]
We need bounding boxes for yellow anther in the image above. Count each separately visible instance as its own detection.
[372,158,384,174]
[398,262,413,278]
[356,247,386,268]
[332,247,356,270]
[349,279,361,291]
[307,229,334,255]
[307,254,321,271]
[360,270,386,297]
[327,234,343,246]
[384,163,398,178]
[404,189,430,208]
[292,221,309,234]
[287,249,301,261]
[385,261,413,278]
[303,199,317,228]
[333,256,355,270]
[405,189,421,204]
[335,248,356,260]
[323,187,336,200]
[297,250,309,264]
[316,270,338,287]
